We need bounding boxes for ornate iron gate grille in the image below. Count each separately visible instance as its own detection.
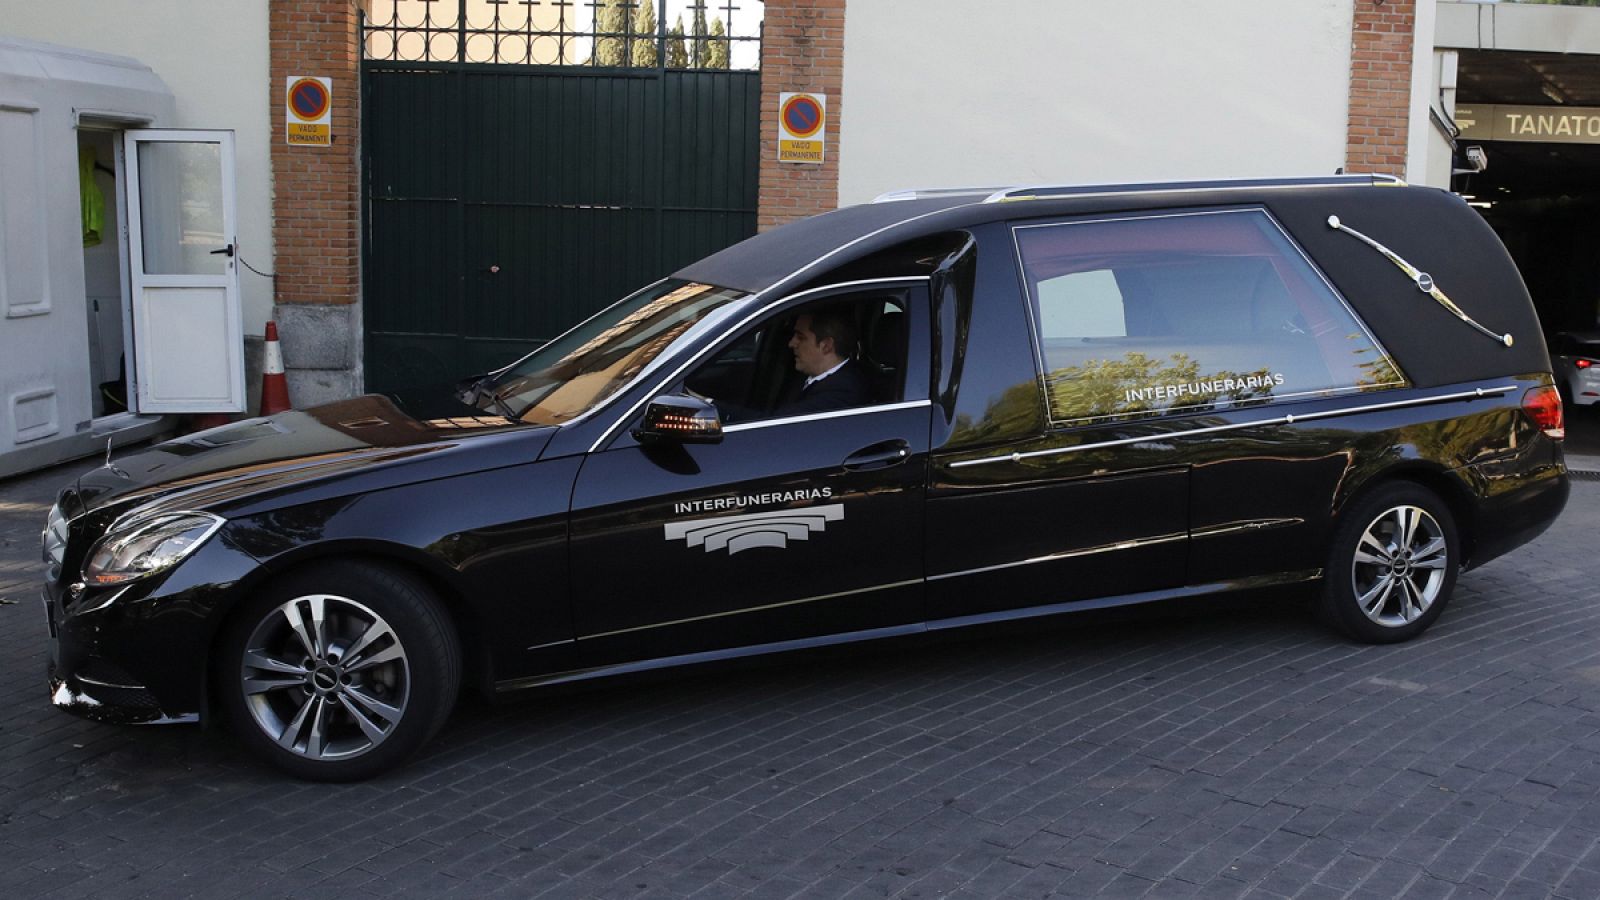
[362,1,761,67]
[360,1,762,393]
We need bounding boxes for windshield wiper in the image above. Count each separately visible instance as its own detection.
[459,376,520,420]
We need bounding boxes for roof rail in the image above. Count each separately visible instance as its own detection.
[870,186,1020,203]
[983,174,1406,204]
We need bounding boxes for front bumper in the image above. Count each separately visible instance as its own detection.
[44,580,197,724]
[43,535,264,725]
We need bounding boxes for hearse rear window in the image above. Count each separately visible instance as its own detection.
[1014,209,1404,427]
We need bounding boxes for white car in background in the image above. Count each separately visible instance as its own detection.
[1550,332,1600,409]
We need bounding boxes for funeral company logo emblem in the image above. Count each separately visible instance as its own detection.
[665,503,844,555]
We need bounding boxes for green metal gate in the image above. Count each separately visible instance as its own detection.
[360,3,761,392]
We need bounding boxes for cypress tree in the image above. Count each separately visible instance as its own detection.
[594,0,628,67]
[631,1,658,67]
[691,3,709,67]
[666,16,688,68]
[706,17,729,69]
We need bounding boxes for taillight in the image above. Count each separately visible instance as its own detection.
[1522,385,1564,440]
[1577,359,1594,369]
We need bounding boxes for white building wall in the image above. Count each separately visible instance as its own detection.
[839,0,1357,205]
[0,0,275,336]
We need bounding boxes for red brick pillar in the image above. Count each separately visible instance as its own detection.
[268,0,363,404]
[1346,0,1416,177]
[758,0,845,231]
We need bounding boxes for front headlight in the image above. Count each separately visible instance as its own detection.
[82,512,225,587]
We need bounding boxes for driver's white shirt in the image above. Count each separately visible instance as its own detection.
[803,359,848,390]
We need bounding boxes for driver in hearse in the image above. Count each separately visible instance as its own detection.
[782,305,872,414]
[710,304,873,422]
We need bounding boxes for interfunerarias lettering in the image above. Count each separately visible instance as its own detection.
[1125,372,1286,406]
[1456,104,1600,145]
[674,487,833,516]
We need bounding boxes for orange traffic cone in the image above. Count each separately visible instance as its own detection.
[260,321,291,415]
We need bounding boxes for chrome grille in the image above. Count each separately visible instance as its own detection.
[41,503,67,573]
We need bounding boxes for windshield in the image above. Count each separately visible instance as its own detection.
[474,280,749,426]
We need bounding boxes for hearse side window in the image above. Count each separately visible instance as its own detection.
[1014,209,1405,427]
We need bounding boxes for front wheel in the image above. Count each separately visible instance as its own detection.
[1318,482,1460,644]
[218,562,461,781]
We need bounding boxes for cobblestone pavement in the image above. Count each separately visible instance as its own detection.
[4,458,1600,899]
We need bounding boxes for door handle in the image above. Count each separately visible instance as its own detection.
[843,439,911,471]
[209,244,235,258]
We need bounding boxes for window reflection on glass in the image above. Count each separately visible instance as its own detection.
[1016,209,1405,426]
[137,142,225,276]
[481,280,747,425]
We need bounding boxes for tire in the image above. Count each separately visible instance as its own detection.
[1318,482,1460,644]
[217,561,461,781]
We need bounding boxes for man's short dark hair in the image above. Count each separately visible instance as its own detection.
[807,305,858,358]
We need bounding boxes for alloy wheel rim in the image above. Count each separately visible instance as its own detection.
[1351,505,1448,628]
[240,594,410,761]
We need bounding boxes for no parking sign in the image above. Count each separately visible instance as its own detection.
[778,92,826,164]
[285,76,332,146]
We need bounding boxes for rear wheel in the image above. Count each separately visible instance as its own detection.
[1319,482,1459,644]
[218,561,460,781]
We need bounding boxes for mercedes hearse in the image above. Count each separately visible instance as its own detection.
[42,175,1570,779]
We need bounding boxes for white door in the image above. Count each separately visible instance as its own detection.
[123,129,244,413]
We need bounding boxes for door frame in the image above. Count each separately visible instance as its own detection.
[74,113,151,422]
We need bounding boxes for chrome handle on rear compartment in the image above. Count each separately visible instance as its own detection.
[1326,215,1513,348]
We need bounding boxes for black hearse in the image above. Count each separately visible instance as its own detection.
[42,175,1569,779]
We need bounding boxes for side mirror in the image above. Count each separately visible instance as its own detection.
[633,394,723,445]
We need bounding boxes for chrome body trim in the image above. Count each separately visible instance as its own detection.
[882,176,1405,206]
[74,673,147,691]
[587,276,934,453]
[871,186,1017,203]
[76,585,134,615]
[945,385,1519,469]
[546,518,1302,649]
[1326,215,1514,347]
[1191,518,1304,540]
[496,570,1325,694]
[923,570,1325,633]
[986,174,1405,204]
[577,578,924,642]
[722,399,933,434]
[499,622,928,692]
[927,532,1188,582]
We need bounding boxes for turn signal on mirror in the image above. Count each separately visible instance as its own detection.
[1522,385,1564,440]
